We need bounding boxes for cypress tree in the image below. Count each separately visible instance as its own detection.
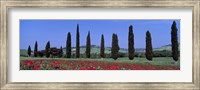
[45,41,51,58]
[145,31,153,60]
[111,34,119,60]
[128,25,135,60]
[86,31,91,58]
[66,32,71,58]
[34,41,38,57]
[171,21,179,61]
[27,45,31,57]
[76,24,80,58]
[59,46,63,57]
[100,34,105,58]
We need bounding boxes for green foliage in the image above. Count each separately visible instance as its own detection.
[66,32,71,58]
[135,52,145,58]
[34,41,38,57]
[50,47,64,58]
[45,41,51,58]
[86,31,91,58]
[105,53,111,58]
[145,31,153,60]
[100,34,105,58]
[128,25,135,60]
[118,52,126,57]
[171,21,179,61]
[111,33,120,60]
[38,51,44,57]
[58,46,63,57]
[28,45,31,56]
[76,24,80,58]
[50,47,57,58]
[153,50,171,57]
[91,53,100,58]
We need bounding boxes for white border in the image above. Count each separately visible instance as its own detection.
[8,8,192,82]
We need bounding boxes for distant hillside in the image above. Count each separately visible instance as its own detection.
[64,45,128,54]
[20,49,28,56]
[153,44,180,51]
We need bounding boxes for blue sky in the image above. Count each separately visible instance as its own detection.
[20,20,180,50]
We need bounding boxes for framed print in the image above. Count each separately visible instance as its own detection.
[0,0,200,90]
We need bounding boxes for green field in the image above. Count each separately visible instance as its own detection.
[20,56,180,67]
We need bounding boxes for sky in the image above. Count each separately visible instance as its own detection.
[20,20,180,50]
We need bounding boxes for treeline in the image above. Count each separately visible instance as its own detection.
[27,41,63,58]
[26,21,179,61]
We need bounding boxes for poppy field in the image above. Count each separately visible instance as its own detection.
[20,57,180,70]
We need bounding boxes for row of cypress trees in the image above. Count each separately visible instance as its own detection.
[65,21,178,61]
[27,21,179,61]
[126,21,178,61]
[28,41,51,58]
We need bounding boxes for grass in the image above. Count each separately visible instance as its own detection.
[20,56,180,67]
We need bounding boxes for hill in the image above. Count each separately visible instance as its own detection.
[153,44,180,51]
[65,45,128,54]
[20,49,28,56]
